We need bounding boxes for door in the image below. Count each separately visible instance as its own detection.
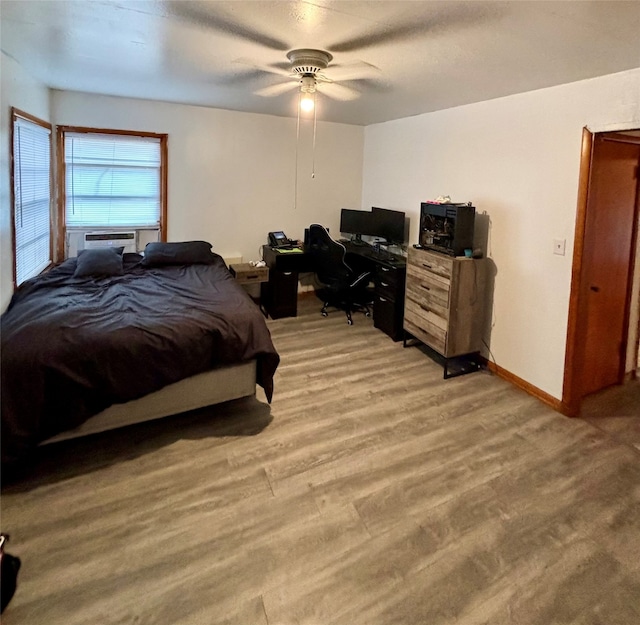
[577,136,640,397]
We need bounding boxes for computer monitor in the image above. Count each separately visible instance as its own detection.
[339,208,374,242]
[371,207,406,244]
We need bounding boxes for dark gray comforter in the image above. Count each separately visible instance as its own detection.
[1,253,279,465]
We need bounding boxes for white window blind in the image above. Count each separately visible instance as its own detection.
[64,132,161,228]
[13,116,52,286]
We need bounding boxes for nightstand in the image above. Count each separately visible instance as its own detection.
[229,263,269,312]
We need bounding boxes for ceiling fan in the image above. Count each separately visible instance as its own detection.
[246,48,381,103]
[167,2,497,105]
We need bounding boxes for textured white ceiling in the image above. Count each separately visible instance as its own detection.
[2,1,639,125]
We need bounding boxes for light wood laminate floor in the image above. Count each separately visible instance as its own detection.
[2,296,639,624]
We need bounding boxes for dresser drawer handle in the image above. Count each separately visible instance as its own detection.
[380,281,389,288]
[381,267,390,272]
[420,304,431,313]
[420,284,431,291]
[379,296,388,302]
[283,271,292,276]
[422,263,433,269]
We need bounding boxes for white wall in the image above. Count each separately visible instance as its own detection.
[362,68,640,400]
[0,52,51,311]
[52,92,364,264]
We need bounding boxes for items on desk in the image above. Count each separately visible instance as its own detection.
[339,207,408,248]
[268,231,297,249]
[261,233,407,339]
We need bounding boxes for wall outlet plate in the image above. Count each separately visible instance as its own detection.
[554,238,566,256]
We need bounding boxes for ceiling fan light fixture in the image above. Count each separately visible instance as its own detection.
[300,94,315,112]
[299,74,317,93]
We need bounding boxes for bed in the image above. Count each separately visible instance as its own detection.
[1,242,280,466]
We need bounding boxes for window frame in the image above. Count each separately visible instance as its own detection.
[10,107,54,288]
[56,126,168,258]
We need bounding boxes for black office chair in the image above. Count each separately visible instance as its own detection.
[307,224,373,325]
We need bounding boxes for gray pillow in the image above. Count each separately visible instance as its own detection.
[74,247,124,277]
[141,241,216,266]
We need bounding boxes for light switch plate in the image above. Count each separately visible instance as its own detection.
[554,238,566,256]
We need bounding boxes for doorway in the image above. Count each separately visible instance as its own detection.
[563,128,640,416]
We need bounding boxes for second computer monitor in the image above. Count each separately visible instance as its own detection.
[340,209,374,241]
[371,207,406,244]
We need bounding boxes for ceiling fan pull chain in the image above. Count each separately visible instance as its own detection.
[294,91,301,210]
[311,91,317,179]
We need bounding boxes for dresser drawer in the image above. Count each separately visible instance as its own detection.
[403,316,446,355]
[405,277,449,315]
[404,297,448,332]
[408,247,453,280]
[407,260,450,291]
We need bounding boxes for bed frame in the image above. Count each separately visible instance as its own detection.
[42,361,257,444]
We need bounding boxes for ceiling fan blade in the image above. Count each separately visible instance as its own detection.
[168,1,289,51]
[254,81,299,98]
[329,4,496,53]
[214,69,267,87]
[233,58,292,78]
[330,23,429,53]
[319,82,360,102]
[322,61,382,82]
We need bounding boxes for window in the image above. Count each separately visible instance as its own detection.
[58,127,167,235]
[11,109,53,286]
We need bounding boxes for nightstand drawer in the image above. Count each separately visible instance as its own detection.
[229,264,269,284]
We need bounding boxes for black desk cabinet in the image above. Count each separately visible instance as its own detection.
[262,269,298,318]
[261,245,313,319]
[373,261,406,341]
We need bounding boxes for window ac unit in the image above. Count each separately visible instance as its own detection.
[83,231,137,253]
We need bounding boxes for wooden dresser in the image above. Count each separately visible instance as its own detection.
[404,246,486,376]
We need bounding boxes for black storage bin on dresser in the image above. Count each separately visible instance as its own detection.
[420,202,475,257]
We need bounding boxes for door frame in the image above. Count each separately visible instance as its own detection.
[562,127,640,416]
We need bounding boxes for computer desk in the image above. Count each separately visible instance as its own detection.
[261,241,407,341]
